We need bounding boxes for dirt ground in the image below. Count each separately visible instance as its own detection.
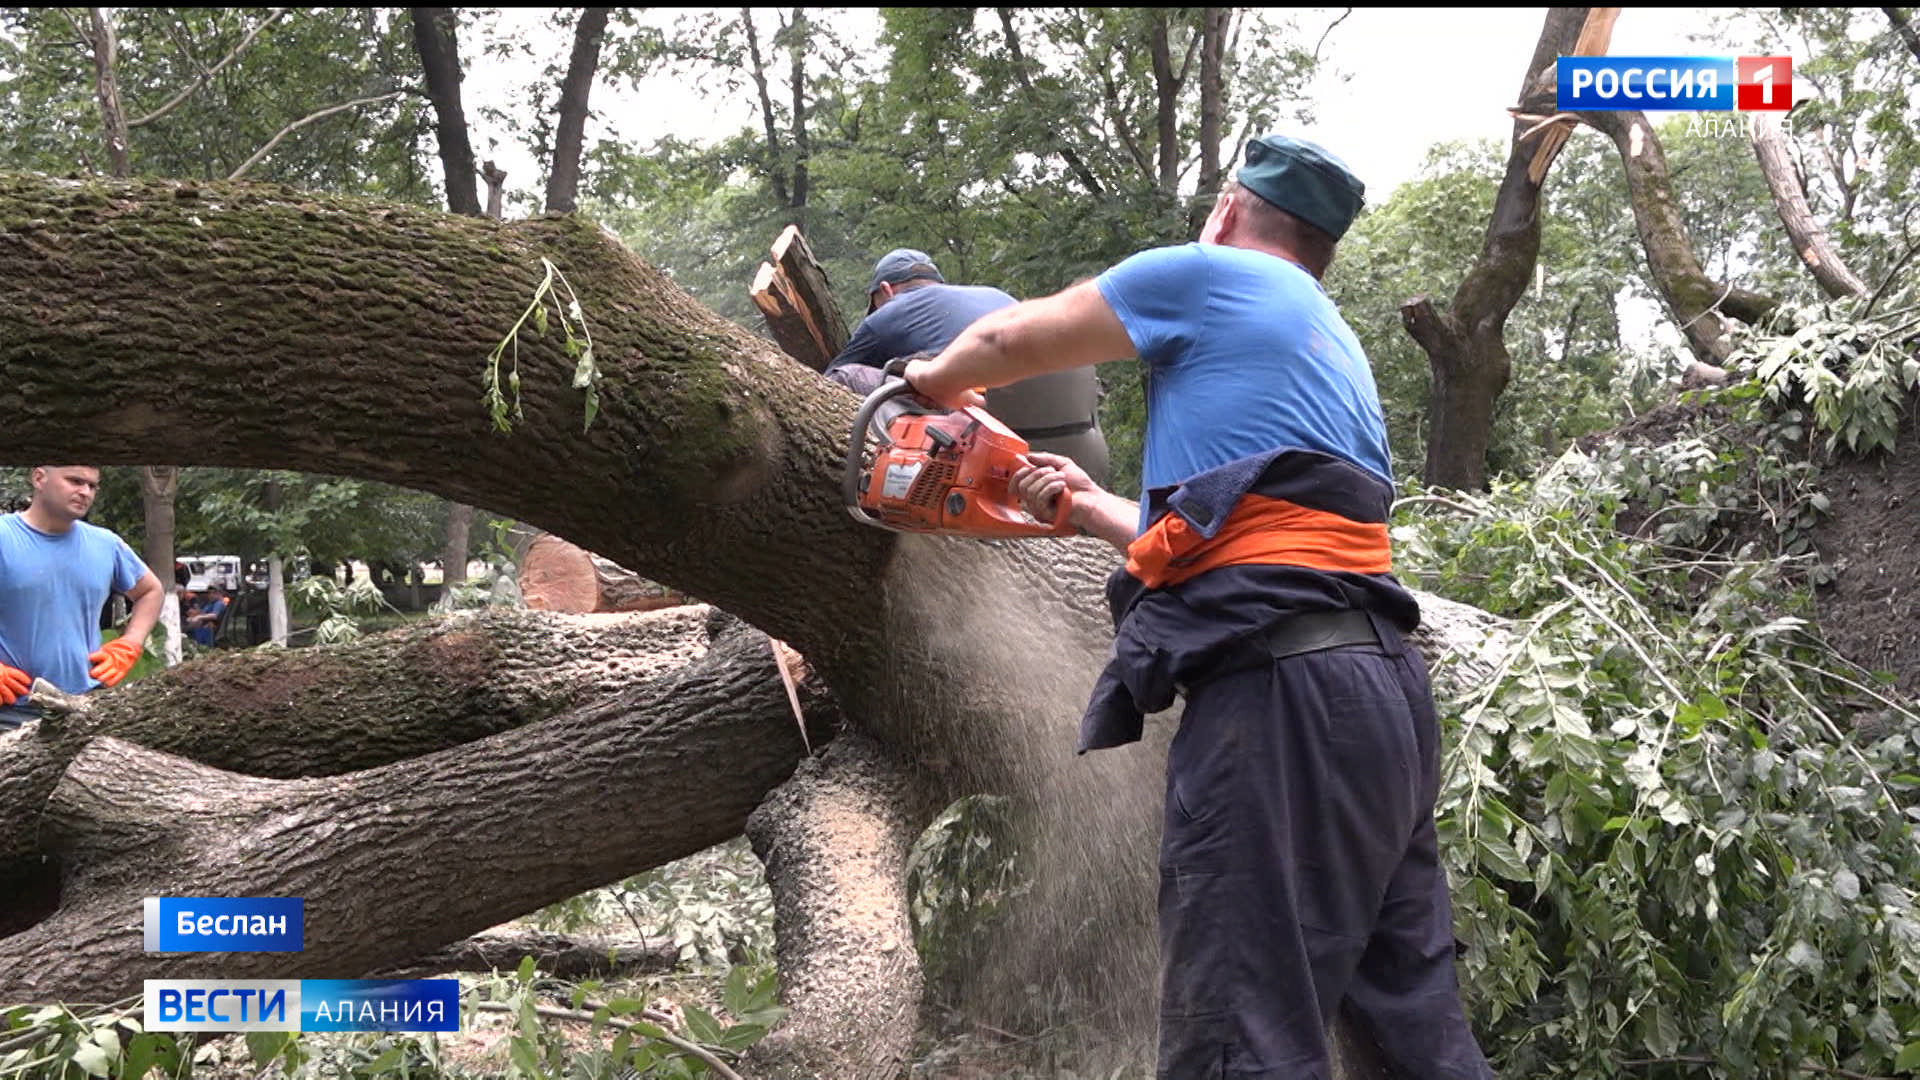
[1578,388,1920,701]
[1807,405,1920,699]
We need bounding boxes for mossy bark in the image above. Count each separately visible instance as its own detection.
[1583,111,1778,365]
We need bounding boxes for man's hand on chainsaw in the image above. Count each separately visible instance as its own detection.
[1013,452,1098,528]
[901,356,986,410]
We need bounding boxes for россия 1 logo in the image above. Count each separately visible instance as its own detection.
[1557,56,1792,112]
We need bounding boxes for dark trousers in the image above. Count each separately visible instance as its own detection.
[1157,619,1492,1079]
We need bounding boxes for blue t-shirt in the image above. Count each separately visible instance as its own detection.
[188,596,228,646]
[826,283,1017,372]
[1096,242,1392,526]
[0,514,147,722]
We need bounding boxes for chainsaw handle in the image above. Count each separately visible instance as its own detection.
[1011,454,1079,537]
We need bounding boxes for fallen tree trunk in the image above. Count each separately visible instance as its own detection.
[0,612,825,999]
[521,533,690,613]
[0,605,728,887]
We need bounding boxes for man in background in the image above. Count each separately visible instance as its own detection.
[0,465,162,728]
[826,248,1110,483]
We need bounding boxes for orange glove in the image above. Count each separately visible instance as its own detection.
[88,637,143,688]
[0,662,28,706]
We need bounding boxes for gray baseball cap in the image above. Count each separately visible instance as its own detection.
[865,248,944,307]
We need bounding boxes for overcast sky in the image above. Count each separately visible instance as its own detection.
[463,7,1742,210]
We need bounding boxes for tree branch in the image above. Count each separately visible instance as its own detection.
[1312,8,1353,63]
[470,1002,745,1080]
[227,91,406,181]
[995,9,1105,197]
[740,8,788,207]
[128,8,290,128]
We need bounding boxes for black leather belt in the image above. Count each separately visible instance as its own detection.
[1180,609,1386,696]
[1014,417,1097,440]
[1263,608,1382,660]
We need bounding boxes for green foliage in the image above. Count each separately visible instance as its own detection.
[1392,389,1920,1078]
[463,957,784,1080]
[288,574,395,645]
[1747,300,1920,456]
[484,258,602,434]
[0,8,429,199]
[530,839,775,969]
[906,795,1031,991]
[1720,8,1920,284]
[0,998,166,1080]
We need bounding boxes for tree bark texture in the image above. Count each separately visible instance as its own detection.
[545,7,611,215]
[1582,109,1777,365]
[0,609,821,999]
[744,735,937,1080]
[1750,116,1867,299]
[411,8,482,217]
[1403,7,1592,492]
[443,499,474,587]
[0,174,1519,1075]
[0,605,737,890]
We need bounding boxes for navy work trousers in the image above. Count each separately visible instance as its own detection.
[1156,618,1492,1079]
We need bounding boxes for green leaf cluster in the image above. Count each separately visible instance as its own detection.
[1394,391,1920,1078]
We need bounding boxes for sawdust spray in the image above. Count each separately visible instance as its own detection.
[878,534,1174,1067]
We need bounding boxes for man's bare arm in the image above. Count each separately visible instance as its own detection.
[120,569,164,648]
[903,280,1136,407]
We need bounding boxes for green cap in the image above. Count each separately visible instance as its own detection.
[1235,134,1365,240]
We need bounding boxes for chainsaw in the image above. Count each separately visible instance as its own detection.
[843,358,1074,538]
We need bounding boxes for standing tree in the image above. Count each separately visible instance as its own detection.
[1399,8,1602,491]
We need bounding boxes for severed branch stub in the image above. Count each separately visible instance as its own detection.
[750,225,849,371]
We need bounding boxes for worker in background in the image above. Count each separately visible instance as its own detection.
[825,248,1111,484]
[902,136,1492,1079]
[0,465,162,728]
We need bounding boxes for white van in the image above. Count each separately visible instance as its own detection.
[178,555,244,592]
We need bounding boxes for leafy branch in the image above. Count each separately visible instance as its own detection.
[485,257,603,434]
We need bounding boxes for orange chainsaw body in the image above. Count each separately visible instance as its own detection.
[845,369,1074,539]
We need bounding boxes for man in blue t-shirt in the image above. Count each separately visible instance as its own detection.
[0,465,163,729]
[186,586,229,647]
[905,136,1491,1079]
[826,249,1110,483]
